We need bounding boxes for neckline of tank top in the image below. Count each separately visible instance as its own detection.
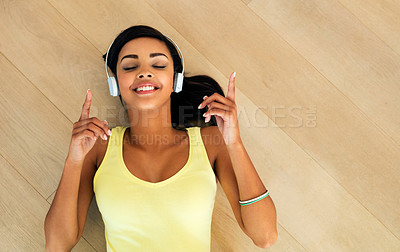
[119,126,193,188]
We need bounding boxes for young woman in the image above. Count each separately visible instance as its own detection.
[44,25,277,251]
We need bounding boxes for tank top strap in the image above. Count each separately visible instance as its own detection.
[186,126,200,143]
[185,127,211,164]
[104,126,125,160]
[93,126,126,191]
[111,126,126,147]
[185,127,202,151]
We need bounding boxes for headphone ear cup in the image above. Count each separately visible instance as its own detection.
[173,73,184,93]
[108,77,120,96]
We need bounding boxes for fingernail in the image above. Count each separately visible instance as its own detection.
[203,96,208,100]
[108,129,112,136]
[103,134,107,140]
[87,89,90,94]
[198,104,202,109]
[103,120,108,124]
[205,117,210,123]
[203,113,207,117]
[233,72,236,78]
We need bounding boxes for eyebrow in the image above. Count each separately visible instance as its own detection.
[120,53,168,63]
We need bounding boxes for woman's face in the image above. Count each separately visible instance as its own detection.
[116,37,175,111]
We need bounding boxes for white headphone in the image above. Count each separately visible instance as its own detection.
[105,34,185,96]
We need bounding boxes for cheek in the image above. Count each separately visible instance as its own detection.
[164,72,175,84]
[116,73,133,87]
[157,71,174,88]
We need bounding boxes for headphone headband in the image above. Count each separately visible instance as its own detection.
[162,34,185,74]
[105,42,113,79]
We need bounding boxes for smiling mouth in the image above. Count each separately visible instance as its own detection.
[133,86,160,94]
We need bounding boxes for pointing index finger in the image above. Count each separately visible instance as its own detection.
[79,89,92,121]
[226,72,236,101]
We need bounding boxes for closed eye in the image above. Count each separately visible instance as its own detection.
[123,66,166,71]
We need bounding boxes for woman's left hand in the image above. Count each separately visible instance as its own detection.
[198,72,241,146]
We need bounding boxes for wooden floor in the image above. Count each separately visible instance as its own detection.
[1,0,399,251]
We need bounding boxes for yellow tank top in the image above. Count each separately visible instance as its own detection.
[93,126,217,252]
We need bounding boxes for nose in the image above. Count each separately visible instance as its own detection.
[137,67,153,79]
[138,73,153,78]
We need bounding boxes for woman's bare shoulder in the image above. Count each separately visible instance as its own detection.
[199,126,225,147]
[199,126,225,166]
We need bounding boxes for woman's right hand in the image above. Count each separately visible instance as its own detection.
[66,89,112,164]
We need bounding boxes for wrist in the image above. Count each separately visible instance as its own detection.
[65,156,84,167]
[226,139,244,151]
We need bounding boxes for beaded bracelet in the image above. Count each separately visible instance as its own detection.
[239,190,269,206]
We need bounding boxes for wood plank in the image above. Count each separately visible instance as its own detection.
[0,0,108,250]
[0,155,95,251]
[143,0,400,249]
[337,0,400,55]
[0,50,71,198]
[236,84,400,251]
[248,0,400,147]
[248,0,400,237]
[0,51,98,250]
[0,0,122,127]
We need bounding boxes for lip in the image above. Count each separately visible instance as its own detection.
[131,82,160,91]
[134,88,159,95]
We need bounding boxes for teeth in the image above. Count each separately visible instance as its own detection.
[136,86,156,92]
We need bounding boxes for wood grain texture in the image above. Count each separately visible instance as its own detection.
[249,0,400,148]
[0,0,122,125]
[337,0,400,55]
[248,0,400,239]
[0,155,95,251]
[0,50,71,198]
[1,0,399,251]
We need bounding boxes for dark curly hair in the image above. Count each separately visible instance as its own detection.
[103,25,225,130]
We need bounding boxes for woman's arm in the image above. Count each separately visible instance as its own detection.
[44,159,83,250]
[199,72,277,248]
[226,140,277,248]
[44,151,96,251]
[44,89,110,251]
[44,158,83,250]
[212,127,277,248]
